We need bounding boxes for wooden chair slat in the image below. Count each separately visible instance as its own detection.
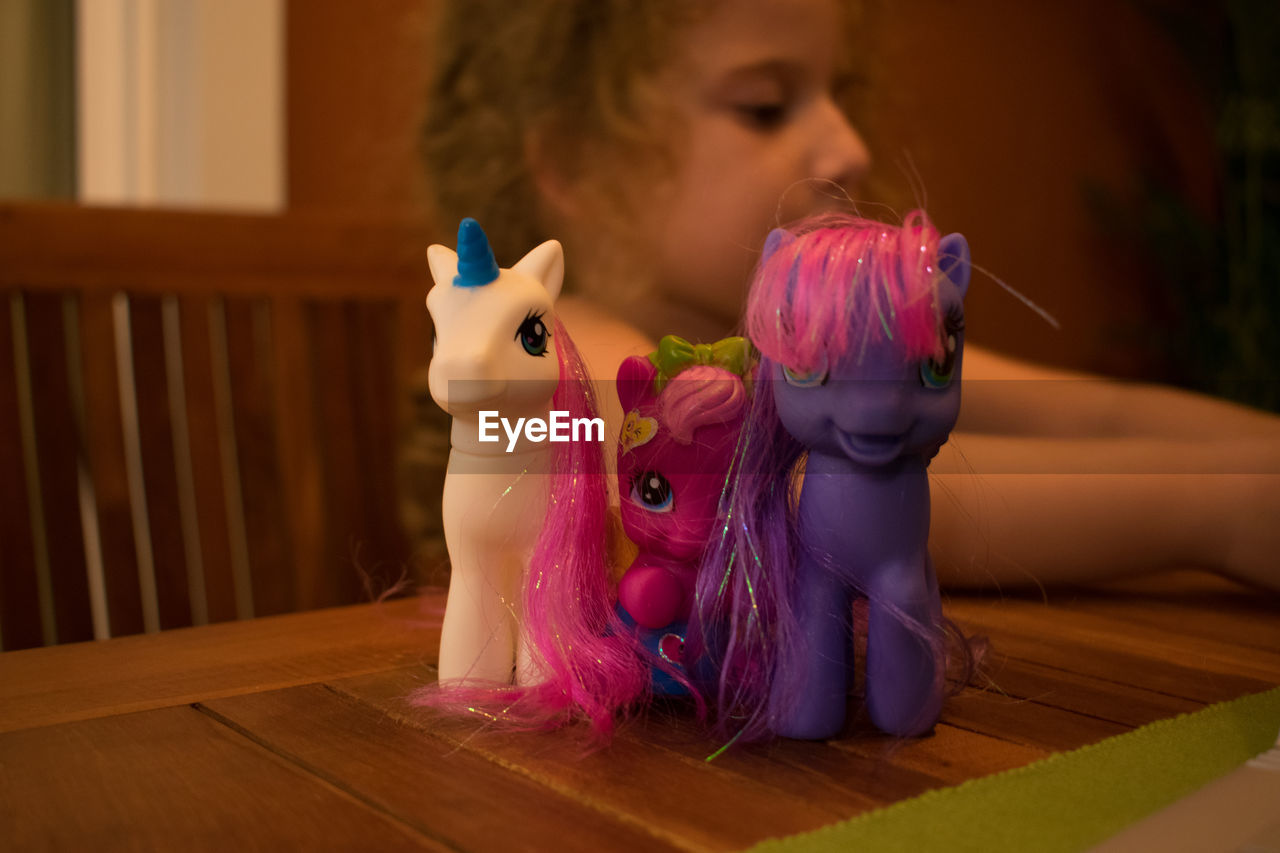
[309,299,365,608]
[128,295,193,631]
[0,293,43,650]
[11,293,62,645]
[77,292,144,638]
[178,295,237,624]
[24,293,93,645]
[269,295,325,610]
[352,299,409,596]
[224,297,292,617]
[393,290,437,581]
[206,297,255,620]
[111,295,161,634]
[162,296,209,625]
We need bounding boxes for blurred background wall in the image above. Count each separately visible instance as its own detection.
[3,0,1275,407]
[283,0,1280,409]
[0,0,76,199]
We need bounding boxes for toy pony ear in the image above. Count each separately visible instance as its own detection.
[937,233,971,300]
[512,239,565,303]
[761,228,795,264]
[426,244,458,288]
[616,355,658,412]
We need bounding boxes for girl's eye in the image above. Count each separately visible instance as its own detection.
[735,102,788,131]
[515,312,549,357]
[630,470,674,513]
[782,362,828,388]
[920,333,958,389]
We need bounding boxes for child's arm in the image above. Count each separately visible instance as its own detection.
[960,343,1280,439]
[939,344,1280,591]
[930,432,1280,592]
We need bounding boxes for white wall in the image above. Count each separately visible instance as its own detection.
[77,0,283,209]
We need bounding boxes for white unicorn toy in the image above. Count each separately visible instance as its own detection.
[426,218,622,695]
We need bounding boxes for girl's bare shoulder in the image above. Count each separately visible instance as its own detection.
[557,295,657,382]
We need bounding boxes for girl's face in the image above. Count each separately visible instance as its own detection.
[647,0,871,331]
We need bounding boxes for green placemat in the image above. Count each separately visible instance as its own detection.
[750,686,1280,853]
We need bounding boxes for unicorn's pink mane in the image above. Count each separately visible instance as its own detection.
[516,317,650,737]
[747,210,945,373]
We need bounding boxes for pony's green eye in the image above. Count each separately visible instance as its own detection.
[516,312,549,357]
[920,333,957,389]
[782,363,828,388]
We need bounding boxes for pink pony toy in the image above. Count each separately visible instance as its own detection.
[415,218,647,740]
[696,210,971,742]
[614,337,750,695]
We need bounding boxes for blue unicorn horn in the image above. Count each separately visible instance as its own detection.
[453,217,500,287]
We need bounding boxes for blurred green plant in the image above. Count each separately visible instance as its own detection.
[1091,0,1279,410]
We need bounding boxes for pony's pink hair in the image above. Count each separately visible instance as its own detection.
[657,365,748,444]
[414,318,648,743]
[747,210,944,373]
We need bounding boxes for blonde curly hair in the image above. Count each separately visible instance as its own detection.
[422,2,708,286]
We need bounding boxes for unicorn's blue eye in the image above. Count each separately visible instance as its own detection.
[920,333,958,389]
[515,312,549,357]
[782,364,828,388]
[630,470,674,514]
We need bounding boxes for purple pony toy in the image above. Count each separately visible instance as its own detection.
[615,337,750,695]
[697,210,971,741]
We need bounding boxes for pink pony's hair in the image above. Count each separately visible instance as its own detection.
[414,318,649,744]
[747,209,945,373]
[657,365,748,444]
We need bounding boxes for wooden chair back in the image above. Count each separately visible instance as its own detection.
[0,204,433,649]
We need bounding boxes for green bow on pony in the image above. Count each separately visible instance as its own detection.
[647,335,751,391]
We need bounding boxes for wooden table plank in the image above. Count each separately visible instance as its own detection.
[0,594,440,733]
[202,684,680,853]
[950,595,1280,682]
[0,704,438,851]
[950,613,1275,705]
[331,667,847,852]
[628,709,905,814]
[941,690,1131,752]
[975,653,1204,727]
[993,572,1280,654]
[2,579,1276,852]
[832,721,1053,785]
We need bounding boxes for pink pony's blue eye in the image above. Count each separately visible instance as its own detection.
[516,311,549,357]
[782,363,828,388]
[920,333,958,389]
[630,470,674,513]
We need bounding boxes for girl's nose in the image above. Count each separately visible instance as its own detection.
[810,97,871,193]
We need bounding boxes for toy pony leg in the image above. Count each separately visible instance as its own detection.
[863,553,944,736]
[437,543,520,685]
[770,553,854,740]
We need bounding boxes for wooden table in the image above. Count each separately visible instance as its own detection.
[3,573,1278,851]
